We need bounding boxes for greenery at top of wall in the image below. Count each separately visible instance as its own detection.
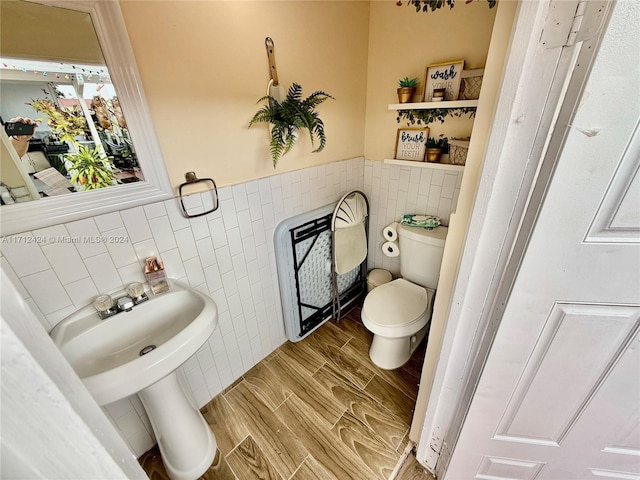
[396,107,476,125]
[404,0,497,13]
[249,83,334,168]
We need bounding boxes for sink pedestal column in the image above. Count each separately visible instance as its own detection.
[138,371,216,480]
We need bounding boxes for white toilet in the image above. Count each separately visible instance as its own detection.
[361,223,447,369]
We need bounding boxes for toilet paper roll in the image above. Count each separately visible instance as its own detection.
[383,222,399,242]
[382,241,400,257]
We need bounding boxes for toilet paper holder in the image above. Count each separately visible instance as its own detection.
[383,222,399,242]
[382,240,400,257]
[382,222,400,257]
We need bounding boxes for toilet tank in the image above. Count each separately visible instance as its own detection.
[398,224,448,289]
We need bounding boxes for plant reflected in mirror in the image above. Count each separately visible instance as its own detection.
[66,145,120,190]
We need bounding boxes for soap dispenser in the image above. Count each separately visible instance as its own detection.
[145,256,170,294]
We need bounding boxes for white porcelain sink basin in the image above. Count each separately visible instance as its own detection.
[51,279,218,406]
[51,279,219,480]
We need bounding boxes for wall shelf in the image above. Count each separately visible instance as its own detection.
[384,158,464,172]
[388,99,478,110]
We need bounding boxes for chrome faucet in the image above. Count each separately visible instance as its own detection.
[93,283,149,320]
[116,296,135,312]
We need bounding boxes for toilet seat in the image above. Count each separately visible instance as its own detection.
[362,278,433,337]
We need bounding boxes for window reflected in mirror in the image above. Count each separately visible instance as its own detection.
[1,59,144,204]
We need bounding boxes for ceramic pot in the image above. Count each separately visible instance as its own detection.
[425,147,443,163]
[397,87,416,104]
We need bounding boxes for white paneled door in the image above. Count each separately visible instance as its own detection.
[445,2,640,479]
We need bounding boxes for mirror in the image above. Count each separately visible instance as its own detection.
[1,59,145,199]
[0,0,171,236]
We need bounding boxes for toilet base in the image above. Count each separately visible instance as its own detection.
[369,323,429,370]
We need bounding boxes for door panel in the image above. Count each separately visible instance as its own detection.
[495,304,640,447]
[585,123,640,244]
[446,1,640,478]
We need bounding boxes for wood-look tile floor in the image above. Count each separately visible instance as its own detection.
[139,305,435,480]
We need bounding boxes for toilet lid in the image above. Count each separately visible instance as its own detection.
[363,278,428,327]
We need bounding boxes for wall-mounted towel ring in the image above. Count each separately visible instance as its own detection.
[178,172,219,218]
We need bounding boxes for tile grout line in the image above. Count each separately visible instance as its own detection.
[273,391,293,412]
[310,359,328,377]
[395,428,411,452]
[286,453,311,480]
[223,432,250,480]
[359,373,412,430]
[223,433,251,461]
[388,440,416,480]
[362,372,376,391]
[328,409,346,431]
[340,335,355,350]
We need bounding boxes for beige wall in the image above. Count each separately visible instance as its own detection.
[2,1,496,191]
[409,0,518,441]
[121,1,496,187]
[364,1,497,160]
[120,1,370,190]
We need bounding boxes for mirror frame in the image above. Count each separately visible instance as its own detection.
[1,0,172,236]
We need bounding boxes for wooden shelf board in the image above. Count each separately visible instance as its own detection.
[388,99,478,110]
[384,158,464,171]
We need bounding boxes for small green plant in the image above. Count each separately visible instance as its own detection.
[427,136,448,148]
[249,83,334,168]
[398,77,419,88]
[65,145,119,190]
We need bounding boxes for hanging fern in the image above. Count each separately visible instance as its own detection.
[406,0,496,13]
[396,107,476,126]
[249,83,334,168]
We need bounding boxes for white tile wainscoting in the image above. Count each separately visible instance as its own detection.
[0,157,462,456]
[364,159,463,277]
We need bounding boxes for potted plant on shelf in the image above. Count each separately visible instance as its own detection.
[425,136,448,163]
[65,145,119,190]
[397,77,418,104]
[249,83,333,168]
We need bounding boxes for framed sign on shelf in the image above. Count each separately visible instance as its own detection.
[422,60,465,102]
[394,127,429,161]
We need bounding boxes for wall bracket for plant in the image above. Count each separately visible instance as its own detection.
[265,37,285,102]
[250,37,334,168]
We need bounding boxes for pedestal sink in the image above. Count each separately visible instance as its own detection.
[50,279,218,480]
